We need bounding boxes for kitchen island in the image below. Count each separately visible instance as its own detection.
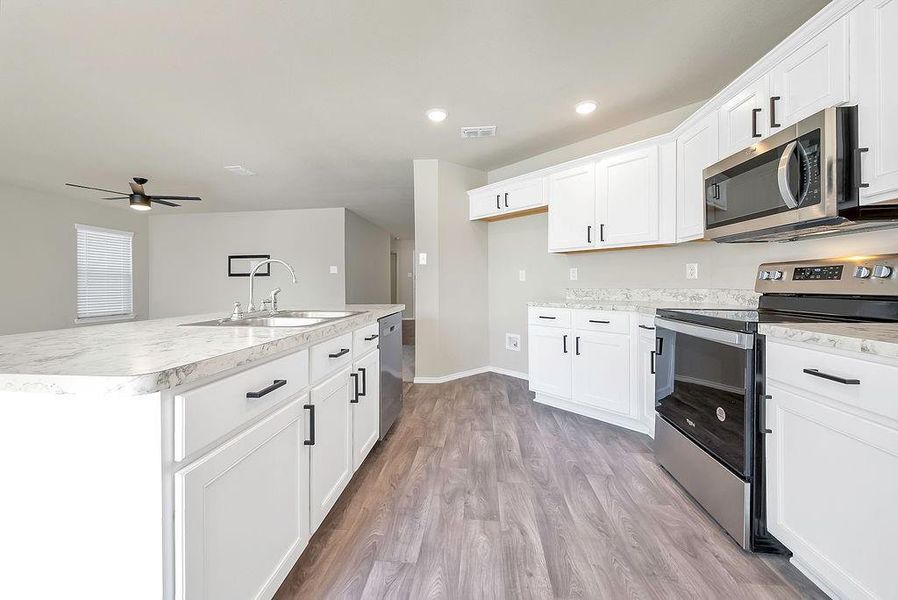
[0,304,403,600]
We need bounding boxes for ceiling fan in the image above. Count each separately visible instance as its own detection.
[65,177,202,211]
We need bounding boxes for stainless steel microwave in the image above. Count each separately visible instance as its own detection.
[703,106,898,242]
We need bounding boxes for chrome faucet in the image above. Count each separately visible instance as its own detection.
[247,259,297,313]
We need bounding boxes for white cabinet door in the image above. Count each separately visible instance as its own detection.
[596,144,660,248]
[676,113,718,242]
[175,399,309,600]
[351,350,380,471]
[856,0,898,204]
[765,384,898,600]
[770,16,849,129]
[547,163,596,252]
[469,188,501,220]
[636,326,657,435]
[309,368,353,531]
[528,325,572,399]
[571,331,631,416]
[718,76,770,157]
[505,177,546,212]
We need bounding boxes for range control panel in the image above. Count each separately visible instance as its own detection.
[756,254,898,295]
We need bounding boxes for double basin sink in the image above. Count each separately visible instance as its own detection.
[183,310,362,328]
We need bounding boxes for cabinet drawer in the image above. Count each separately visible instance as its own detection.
[636,313,656,330]
[174,350,309,461]
[311,332,354,383]
[528,306,572,328]
[767,341,898,425]
[353,323,380,358]
[573,309,629,334]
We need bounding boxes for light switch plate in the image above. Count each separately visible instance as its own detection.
[329,265,338,274]
[569,267,578,281]
[506,333,521,352]
[518,269,526,282]
[419,252,427,265]
[686,263,699,280]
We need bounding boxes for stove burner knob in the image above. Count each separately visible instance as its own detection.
[854,265,872,279]
[758,271,771,280]
[872,265,894,279]
[769,270,784,281]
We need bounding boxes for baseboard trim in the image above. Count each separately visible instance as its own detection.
[412,365,528,385]
[533,392,652,437]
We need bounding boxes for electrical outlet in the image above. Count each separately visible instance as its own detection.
[505,333,521,352]
[518,269,526,282]
[419,252,427,265]
[407,272,413,278]
[329,265,339,274]
[686,263,699,280]
[569,267,578,281]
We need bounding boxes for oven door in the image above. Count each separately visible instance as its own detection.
[653,318,755,478]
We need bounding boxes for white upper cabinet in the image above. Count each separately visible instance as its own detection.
[547,162,597,252]
[468,176,546,221]
[770,15,850,129]
[718,76,770,157]
[676,113,718,242]
[596,143,660,248]
[856,0,898,204]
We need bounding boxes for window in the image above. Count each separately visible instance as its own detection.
[76,224,134,321]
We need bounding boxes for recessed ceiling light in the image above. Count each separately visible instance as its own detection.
[575,100,597,115]
[223,165,257,176]
[426,108,448,123]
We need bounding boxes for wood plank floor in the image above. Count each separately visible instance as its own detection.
[274,373,826,600]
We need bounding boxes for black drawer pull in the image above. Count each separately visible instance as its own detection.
[638,324,655,330]
[364,334,379,341]
[650,350,656,375]
[350,373,360,403]
[802,368,860,385]
[246,379,287,399]
[329,348,350,359]
[359,367,367,396]
[538,315,556,320]
[303,403,316,446]
[588,319,611,324]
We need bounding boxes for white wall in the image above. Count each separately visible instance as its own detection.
[0,183,149,334]
[344,209,391,304]
[148,208,346,318]
[413,159,489,379]
[391,238,415,319]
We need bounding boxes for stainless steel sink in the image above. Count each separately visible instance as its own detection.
[181,310,362,328]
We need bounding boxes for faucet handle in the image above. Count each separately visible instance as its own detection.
[230,301,244,320]
[269,288,281,312]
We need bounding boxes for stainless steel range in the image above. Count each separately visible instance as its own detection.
[653,254,898,553]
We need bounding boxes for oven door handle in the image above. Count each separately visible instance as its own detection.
[654,318,754,349]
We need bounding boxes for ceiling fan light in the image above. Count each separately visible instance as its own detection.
[129,196,152,211]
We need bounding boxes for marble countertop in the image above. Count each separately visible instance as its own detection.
[531,287,760,316]
[0,304,404,396]
[528,300,756,316]
[759,322,898,361]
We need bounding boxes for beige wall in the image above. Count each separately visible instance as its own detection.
[391,238,416,319]
[413,159,489,378]
[0,183,149,335]
[344,209,391,304]
[148,208,345,318]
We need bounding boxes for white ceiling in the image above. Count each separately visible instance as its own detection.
[0,0,829,238]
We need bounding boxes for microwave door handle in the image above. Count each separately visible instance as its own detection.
[777,141,799,209]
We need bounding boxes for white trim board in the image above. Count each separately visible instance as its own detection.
[413,366,528,385]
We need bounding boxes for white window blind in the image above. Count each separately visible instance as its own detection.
[76,224,134,320]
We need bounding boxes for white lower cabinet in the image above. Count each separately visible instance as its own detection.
[765,341,898,600]
[635,319,657,436]
[309,367,354,530]
[527,324,572,398]
[572,329,631,416]
[351,349,380,471]
[175,399,309,600]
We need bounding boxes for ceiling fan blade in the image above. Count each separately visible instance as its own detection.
[129,181,146,195]
[151,199,181,207]
[66,183,129,195]
[149,195,202,201]
[102,196,129,200]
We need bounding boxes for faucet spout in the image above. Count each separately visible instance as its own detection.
[248,259,297,312]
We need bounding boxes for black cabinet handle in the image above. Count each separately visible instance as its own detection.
[589,319,611,324]
[364,334,379,341]
[246,379,287,399]
[587,224,592,244]
[857,147,870,189]
[575,336,580,356]
[538,315,556,320]
[496,194,501,210]
[769,96,781,128]
[350,373,360,403]
[563,334,568,354]
[638,324,655,330]
[599,223,605,242]
[504,192,509,208]
[359,367,367,396]
[650,351,656,375]
[803,368,860,385]
[751,108,762,138]
[328,348,350,359]
[303,403,316,445]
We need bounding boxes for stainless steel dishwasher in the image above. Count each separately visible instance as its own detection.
[378,311,403,439]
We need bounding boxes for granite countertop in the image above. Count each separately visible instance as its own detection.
[530,287,760,316]
[528,300,756,316]
[0,304,404,396]
[759,322,898,362]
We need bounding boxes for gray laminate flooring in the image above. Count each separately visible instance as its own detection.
[273,373,825,600]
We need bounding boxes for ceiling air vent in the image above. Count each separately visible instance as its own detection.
[460,125,497,139]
